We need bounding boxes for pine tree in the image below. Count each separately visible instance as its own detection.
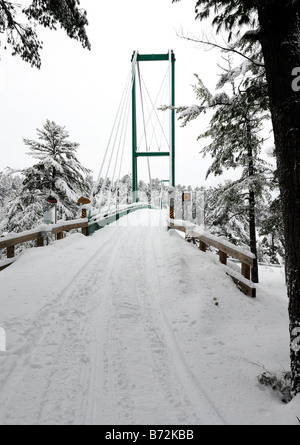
[6,120,91,232]
[0,169,22,208]
[120,174,132,205]
[0,169,22,234]
[176,56,271,283]
[0,0,90,68]
[204,182,251,247]
[5,183,45,233]
[259,197,285,265]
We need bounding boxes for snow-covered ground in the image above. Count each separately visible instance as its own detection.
[0,209,299,425]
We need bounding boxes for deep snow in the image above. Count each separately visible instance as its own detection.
[0,209,299,425]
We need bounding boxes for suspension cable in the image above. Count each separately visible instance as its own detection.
[91,51,174,215]
[137,61,152,191]
[90,52,138,213]
[142,66,170,152]
[107,75,133,213]
[137,66,170,151]
[98,72,132,213]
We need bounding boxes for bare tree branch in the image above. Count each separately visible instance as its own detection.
[176,30,265,68]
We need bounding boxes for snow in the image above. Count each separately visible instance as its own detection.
[223,265,256,289]
[179,105,200,119]
[0,209,299,425]
[0,219,88,243]
[51,218,88,229]
[0,257,17,270]
[168,218,255,259]
[0,225,51,242]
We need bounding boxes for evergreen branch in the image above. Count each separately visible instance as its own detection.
[228,210,247,221]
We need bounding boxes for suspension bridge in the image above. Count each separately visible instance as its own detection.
[0,52,260,425]
[88,50,176,215]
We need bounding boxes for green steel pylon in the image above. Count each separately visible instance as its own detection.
[131,51,176,203]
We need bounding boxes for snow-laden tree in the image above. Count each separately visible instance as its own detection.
[5,120,91,232]
[204,182,251,247]
[0,168,22,208]
[0,0,90,68]
[204,180,284,264]
[0,169,22,234]
[5,185,45,233]
[174,56,271,283]
[258,196,285,265]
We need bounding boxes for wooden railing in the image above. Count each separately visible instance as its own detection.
[0,204,152,271]
[0,219,88,271]
[87,203,152,236]
[168,220,256,298]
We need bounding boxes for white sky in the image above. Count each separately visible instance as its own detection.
[0,0,266,188]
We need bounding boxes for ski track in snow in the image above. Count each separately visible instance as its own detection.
[85,225,225,425]
[0,228,121,425]
[1,209,285,425]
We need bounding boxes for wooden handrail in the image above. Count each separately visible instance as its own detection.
[168,220,256,298]
[52,221,88,237]
[168,220,254,266]
[0,231,46,250]
[51,221,88,234]
[191,232,254,268]
[0,219,88,270]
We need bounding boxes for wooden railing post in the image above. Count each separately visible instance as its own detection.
[241,262,251,280]
[36,237,44,247]
[199,241,207,252]
[7,246,15,259]
[219,250,228,265]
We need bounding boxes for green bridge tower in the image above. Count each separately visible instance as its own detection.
[131,51,176,202]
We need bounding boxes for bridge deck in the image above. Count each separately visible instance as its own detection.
[0,210,289,425]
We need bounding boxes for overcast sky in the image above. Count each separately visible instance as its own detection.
[0,0,252,188]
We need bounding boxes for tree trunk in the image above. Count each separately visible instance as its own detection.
[249,188,259,283]
[247,122,259,283]
[257,3,300,395]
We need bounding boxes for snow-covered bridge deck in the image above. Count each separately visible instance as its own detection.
[0,210,294,425]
